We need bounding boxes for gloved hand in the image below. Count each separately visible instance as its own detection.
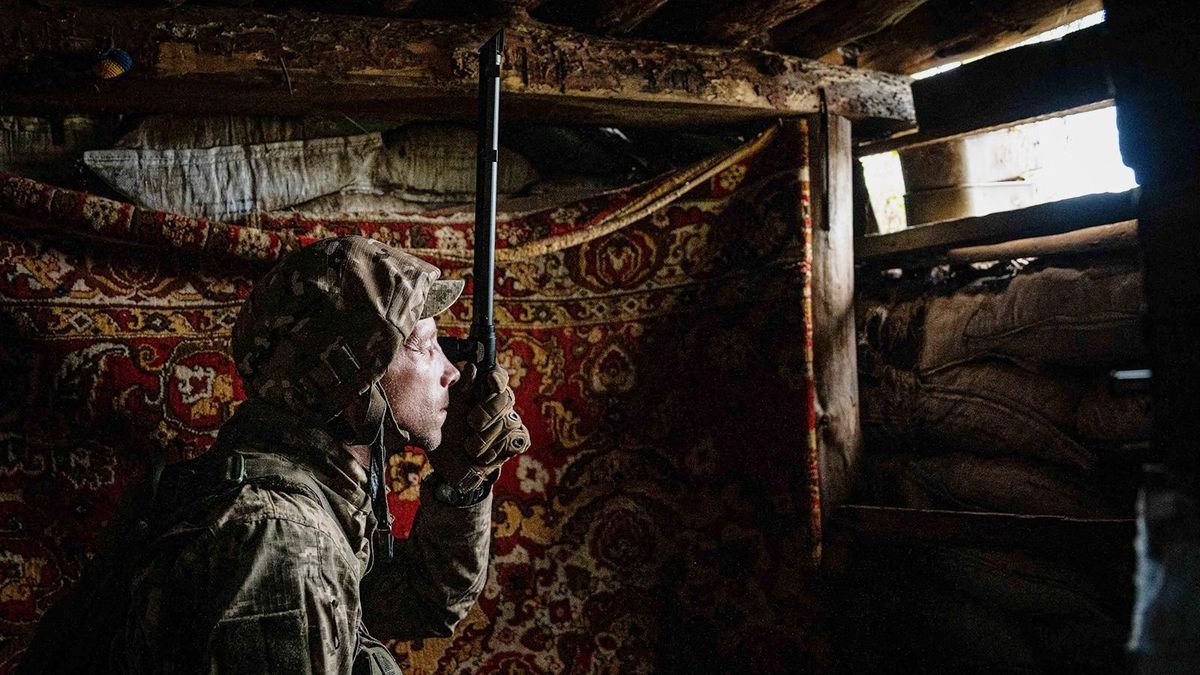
[433,362,530,498]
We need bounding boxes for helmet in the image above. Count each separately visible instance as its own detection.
[231,235,463,424]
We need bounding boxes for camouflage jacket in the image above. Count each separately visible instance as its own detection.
[22,399,492,675]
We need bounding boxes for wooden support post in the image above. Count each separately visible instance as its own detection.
[809,112,862,519]
[1106,0,1200,476]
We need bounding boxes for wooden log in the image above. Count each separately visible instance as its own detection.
[856,0,1102,75]
[0,3,915,131]
[702,0,827,46]
[944,219,1137,263]
[857,189,1139,266]
[809,113,863,523]
[770,0,929,59]
[860,23,1114,155]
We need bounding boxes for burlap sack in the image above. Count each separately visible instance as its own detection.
[923,261,1144,370]
[861,453,1127,517]
[1076,379,1153,442]
[84,134,384,221]
[861,360,1095,468]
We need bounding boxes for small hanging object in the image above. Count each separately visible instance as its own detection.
[94,48,133,80]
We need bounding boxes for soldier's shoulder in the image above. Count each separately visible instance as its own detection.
[214,475,333,533]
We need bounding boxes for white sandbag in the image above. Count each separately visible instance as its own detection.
[112,115,367,149]
[84,133,383,221]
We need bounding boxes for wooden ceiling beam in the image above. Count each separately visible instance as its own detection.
[769,0,929,58]
[855,0,1102,75]
[702,0,827,46]
[859,23,1113,155]
[0,3,914,131]
[594,0,674,34]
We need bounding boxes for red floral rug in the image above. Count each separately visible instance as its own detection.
[0,122,823,673]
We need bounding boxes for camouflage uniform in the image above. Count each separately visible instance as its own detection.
[21,237,514,674]
[117,398,492,674]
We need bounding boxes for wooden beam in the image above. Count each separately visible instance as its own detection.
[0,4,914,131]
[810,114,863,523]
[944,219,1137,263]
[858,24,1113,155]
[594,0,674,34]
[856,0,1102,75]
[856,189,1139,266]
[770,0,929,59]
[702,0,827,46]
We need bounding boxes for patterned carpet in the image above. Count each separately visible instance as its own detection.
[0,121,823,673]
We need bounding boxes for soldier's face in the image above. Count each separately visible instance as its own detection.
[378,317,460,450]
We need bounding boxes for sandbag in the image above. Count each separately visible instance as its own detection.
[861,360,1095,468]
[861,453,1127,517]
[1,116,113,185]
[84,134,383,221]
[860,259,1144,371]
[111,115,368,149]
[1076,379,1153,442]
[366,124,539,203]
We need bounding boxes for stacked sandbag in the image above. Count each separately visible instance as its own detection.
[845,254,1146,674]
[859,255,1149,501]
[82,116,541,221]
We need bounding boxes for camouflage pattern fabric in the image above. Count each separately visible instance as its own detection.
[231,236,463,422]
[19,399,491,674]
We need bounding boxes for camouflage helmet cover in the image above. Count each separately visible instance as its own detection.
[231,235,463,421]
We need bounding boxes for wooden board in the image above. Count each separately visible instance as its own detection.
[856,0,1102,75]
[0,3,915,131]
[809,114,863,521]
[859,24,1114,155]
[856,189,1139,266]
[770,0,929,59]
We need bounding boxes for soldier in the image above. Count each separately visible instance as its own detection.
[20,235,530,674]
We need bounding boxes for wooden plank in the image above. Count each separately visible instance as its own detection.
[856,0,1102,75]
[810,114,863,522]
[833,505,1136,551]
[944,219,1137,263]
[703,0,827,46]
[859,24,1113,155]
[770,0,930,59]
[0,3,915,130]
[856,189,1139,266]
[538,0,674,35]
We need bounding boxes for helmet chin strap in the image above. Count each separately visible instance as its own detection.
[360,383,409,561]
